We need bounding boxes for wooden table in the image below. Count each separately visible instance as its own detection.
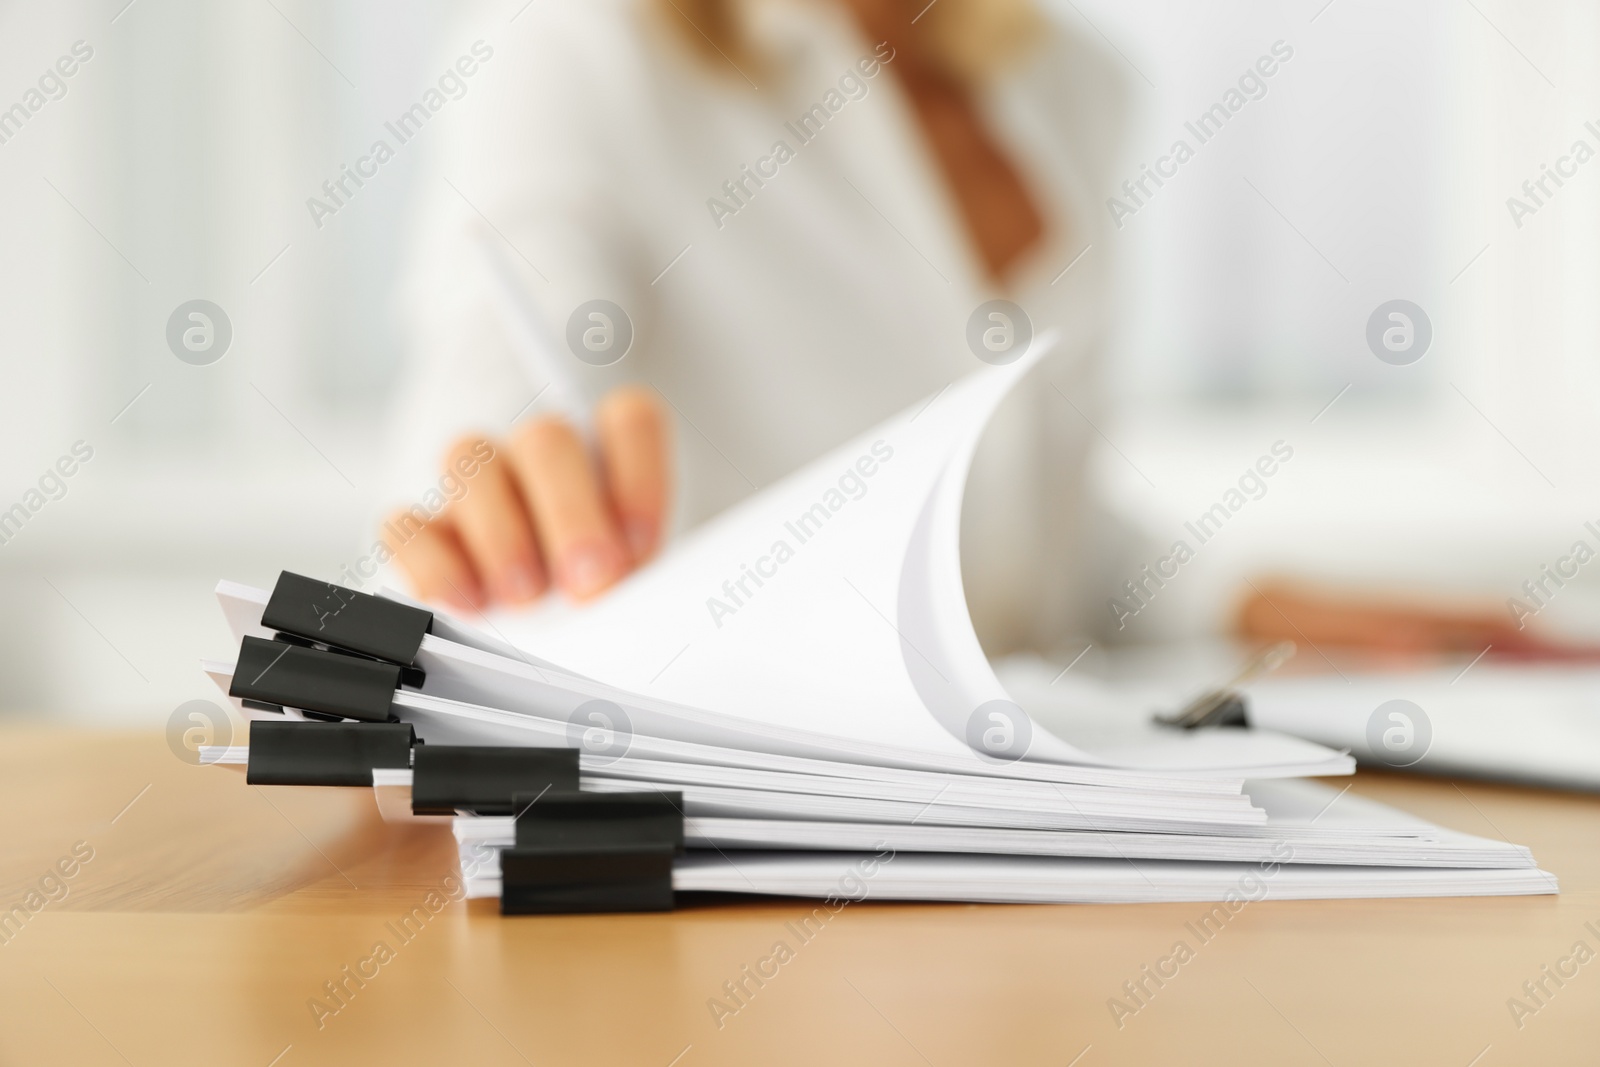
[1,727,1596,1066]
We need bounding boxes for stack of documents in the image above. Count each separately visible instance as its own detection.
[202,335,1555,906]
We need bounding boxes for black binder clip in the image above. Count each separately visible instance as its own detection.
[410,746,580,816]
[1155,641,1296,729]
[263,571,433,668]
[230,636,405,722]
[246,721,416,786]
[500,790,684,914]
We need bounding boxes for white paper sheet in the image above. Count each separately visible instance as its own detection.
[452,776,1537,869]
[386,337,1351,775]
[465,852,1557,903]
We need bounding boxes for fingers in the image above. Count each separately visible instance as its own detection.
[442,437,548,604]
[394,385,672,610]
[507,417,630,600]
[385,510,483,613]
[597,386,671,562]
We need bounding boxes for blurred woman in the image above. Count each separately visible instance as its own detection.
[384,0,1125,657]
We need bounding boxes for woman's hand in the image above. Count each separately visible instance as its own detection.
[386,385,670,612]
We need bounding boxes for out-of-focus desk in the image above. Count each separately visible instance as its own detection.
[1,727,1596,1066]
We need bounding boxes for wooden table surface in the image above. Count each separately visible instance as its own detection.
[1,727,1597,1066]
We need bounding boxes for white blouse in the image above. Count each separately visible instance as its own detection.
[386,0,1129,652]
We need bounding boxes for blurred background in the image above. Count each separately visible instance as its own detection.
[2,0,1598,721]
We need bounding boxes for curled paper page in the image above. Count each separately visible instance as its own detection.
[478,335,1347,773]
[486,336,1051,760]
